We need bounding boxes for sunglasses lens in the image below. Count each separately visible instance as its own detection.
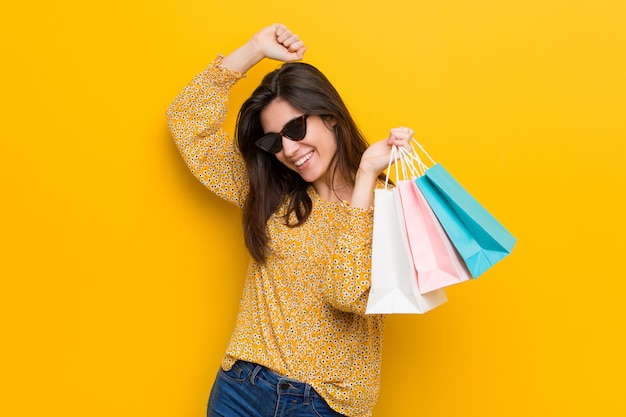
[255,115,309,153]
[283,116,307,141]
[256,133,282,153]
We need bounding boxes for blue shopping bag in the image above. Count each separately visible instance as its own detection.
[415,163,517,278]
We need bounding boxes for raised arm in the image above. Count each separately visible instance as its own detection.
[166,24,306,206]
[222,23,306,73]
[322,128,415,314]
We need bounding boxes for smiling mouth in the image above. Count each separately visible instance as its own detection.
[294,151,313,167]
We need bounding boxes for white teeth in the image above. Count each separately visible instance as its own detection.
[294,151,313,167]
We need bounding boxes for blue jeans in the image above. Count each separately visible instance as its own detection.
[207,360,347,417]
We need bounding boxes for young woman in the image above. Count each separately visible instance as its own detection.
[167,23,414,417]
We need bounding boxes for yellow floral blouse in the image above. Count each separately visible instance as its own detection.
[166,56,385,417]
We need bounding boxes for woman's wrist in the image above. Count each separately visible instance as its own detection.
[350,168,378,209]
[221,39,265,74]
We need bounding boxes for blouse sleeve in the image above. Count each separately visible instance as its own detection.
[166,55,248,207]
[323,204,375,315]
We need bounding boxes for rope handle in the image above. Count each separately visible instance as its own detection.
[383,138,437,188]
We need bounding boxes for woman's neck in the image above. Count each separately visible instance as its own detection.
[312,177,354,203]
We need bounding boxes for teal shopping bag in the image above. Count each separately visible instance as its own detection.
[415,164,517,278]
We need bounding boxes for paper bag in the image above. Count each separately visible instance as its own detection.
[365,188,448,314]
[415,164,517,278]
[396,180,471,294]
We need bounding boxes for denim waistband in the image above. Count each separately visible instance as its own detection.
[235,360,316,403]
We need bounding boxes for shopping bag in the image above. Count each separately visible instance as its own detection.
[411,143,517,278]
[396,179,472,294]
[365,147,447,314]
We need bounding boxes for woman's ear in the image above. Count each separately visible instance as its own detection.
[322,115,337,129]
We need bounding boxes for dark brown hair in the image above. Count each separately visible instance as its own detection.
[236,62,371,263]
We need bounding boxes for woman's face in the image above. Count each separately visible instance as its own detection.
[260,98,338,187]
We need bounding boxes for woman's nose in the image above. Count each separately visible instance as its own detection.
[280,137,299,156]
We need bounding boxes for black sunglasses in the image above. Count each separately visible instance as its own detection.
[255,114,310,153]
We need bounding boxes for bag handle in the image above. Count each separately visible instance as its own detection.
[398,146,422,178]
[384,145,396,189]
[399,139,437,177]
[383,138,437,188]
[411,139,436,166]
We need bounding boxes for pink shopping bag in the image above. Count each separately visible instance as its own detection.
[396,179,471,294]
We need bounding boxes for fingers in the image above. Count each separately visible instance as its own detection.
[275,23,306,54]
[387,126,415,150]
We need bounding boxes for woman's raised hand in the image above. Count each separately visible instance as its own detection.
[351,127,415,209]
[359,127,415,178]
[222,24,306,73]
[252,24,306,62]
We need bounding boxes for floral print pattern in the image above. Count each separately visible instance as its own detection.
[167,56,385,417]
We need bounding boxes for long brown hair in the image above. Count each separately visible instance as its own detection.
[236,62,371,263]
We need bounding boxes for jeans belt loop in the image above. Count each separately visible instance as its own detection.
[303,383,311,405]
[250,364,262,386]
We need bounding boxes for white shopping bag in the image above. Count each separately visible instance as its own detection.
[365,187,448,314]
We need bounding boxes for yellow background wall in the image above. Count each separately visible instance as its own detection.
[1,0,625,416]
